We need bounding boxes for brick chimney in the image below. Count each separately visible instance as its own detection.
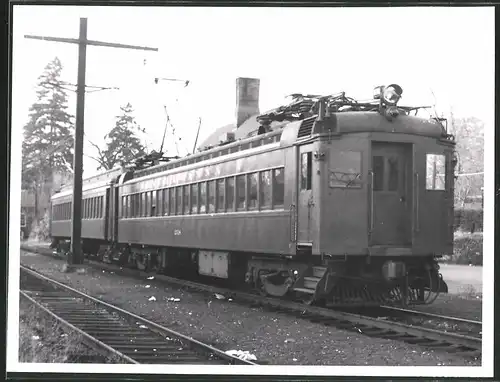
[236,77,260,128]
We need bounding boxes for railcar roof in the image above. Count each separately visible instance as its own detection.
[52,179,111,200]
[130,111,449,181]
[323,112,448,138]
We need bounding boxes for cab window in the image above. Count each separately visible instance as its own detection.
[426,154,446,190]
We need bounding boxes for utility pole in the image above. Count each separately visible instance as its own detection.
[25,18,157,268]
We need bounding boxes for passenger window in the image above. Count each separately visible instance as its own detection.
[426,154,446,190]
[191,183,198,214]
[300,152,312,190]
[248,173,258,209]
[372,156,384,191]
[145,192,150,216]
[199,182,207,213]
[151,191,156,216]
[216,179,225,212]
[168,188,174,215]
[207,180,216,213]
[226,177,235,212]
[176,187,182,215]
[329,151,362,188]
[156,190,162,216]
[130,194,135,217]
[121,196,126,218]
[236,175,246,210]
[260,171,272,209]
[183,185,190,214]
[142,193,147,217]
[273,168,285,207]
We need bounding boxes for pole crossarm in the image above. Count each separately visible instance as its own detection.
[24,18,158,267]
[24,35,158,52]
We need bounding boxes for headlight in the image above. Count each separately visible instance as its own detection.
[382,84,403,105]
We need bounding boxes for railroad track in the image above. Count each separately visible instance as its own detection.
[378,306,482,339]
[19,265,257,365]
[21,245,482,360]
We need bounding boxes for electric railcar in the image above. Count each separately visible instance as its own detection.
[50,84,455,307]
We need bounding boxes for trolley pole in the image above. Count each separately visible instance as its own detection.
[25,18,157,268]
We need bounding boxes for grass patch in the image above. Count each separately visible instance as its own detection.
[455,284,483,301]
[19,297,124,363]
[440,231,483,266]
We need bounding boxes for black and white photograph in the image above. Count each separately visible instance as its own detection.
[6,4,494,379]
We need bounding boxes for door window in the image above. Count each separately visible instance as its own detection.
[387,156,399,191]
[372,154,401,192]
[300,152,312,190]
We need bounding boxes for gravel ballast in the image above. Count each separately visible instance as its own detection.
[19,249,480,366]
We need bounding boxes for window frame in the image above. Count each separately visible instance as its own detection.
[216,178,225,213]
[425,153,446,191]
[226,176,235,212]
[191,183,199,214]
[272,167,285,208]
[259,170,272,210]
[236,174,246,211]
[300,152,312,191]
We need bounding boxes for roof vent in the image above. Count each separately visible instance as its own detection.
[297,117,315,139]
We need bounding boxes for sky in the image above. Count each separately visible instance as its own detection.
[12,6,495,178]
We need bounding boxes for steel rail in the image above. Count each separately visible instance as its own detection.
[20,291,137,363]
[380,305,482,326]
[20,265,257,365]
[21,245,482,358]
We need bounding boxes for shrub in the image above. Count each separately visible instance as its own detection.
[440,231,483,266]
[454,207,483,233]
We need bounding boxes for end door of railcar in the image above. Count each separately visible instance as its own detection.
[369,141,413,247]
[295,144,316,251]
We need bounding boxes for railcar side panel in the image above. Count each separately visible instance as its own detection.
[117,212,289,254]
[51,187,109,240]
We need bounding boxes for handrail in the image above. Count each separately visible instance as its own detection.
[369,171,374,233]
[415,172,420,232]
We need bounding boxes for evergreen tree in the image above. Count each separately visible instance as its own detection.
[22,57,75,221]
[89,103,147,170]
